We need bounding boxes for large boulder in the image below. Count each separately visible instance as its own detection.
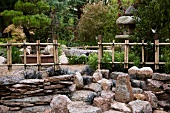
[92,71,103,82]
[128,100,152,113]
[50,95,71,113]
[111,101,131,113]
[136,67,153,79]
[115,74,134,103]
[97,79,112,91]
[128,66,139,79]
[144,91,158,108]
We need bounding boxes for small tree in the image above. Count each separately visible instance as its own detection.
[1,0,51,43]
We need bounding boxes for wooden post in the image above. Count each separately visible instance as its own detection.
[23,40,27,70]
[124,40,129,69]
[7,41,12,71]
[53,40,59,71]
[98,35,103,69]
[155,39,159,70]
[36,40,41,71]
[142,40,145,67]
[112,40,115,70]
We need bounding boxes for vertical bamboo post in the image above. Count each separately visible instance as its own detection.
[124,40,129,69]
[23,40,27,70]
[112,40,115,70]
[53,40,59,71]
[36,40,41,71]
[98,35,103,69]
[7,41,12,71]
[155,39,159,70]
[142,40,145,67]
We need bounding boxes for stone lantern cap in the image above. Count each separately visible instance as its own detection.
[116,16,135,25]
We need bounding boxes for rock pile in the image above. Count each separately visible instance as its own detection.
[0,66,169,113]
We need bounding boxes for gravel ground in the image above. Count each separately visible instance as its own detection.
[0,64,88,76]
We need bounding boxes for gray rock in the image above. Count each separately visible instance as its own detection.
[21,105,51,113]
[131,79,147,89]
[128,100,152,113]
[19,79,44,84]
[132,88,143,94]
[74,72,84,89]
[50,95,71,113]
[67,101,102,113]
[93,97,111,111]
[116,16,135,25]
[147,79,164,88]
[158,100,170,108]
[111,101,131,113]
[97,78,112,91]
[136,67,153,79]
[110,72,125,80]
[115,74,134,103]
[128,66,139,79]
[100,90,115,99]
[144,91,158,108]
[153,110,169,113]
[115,35,130,39]
[0,75,24,85]
[92,71,103,82]
[96,69,109,79]
[0,105,9,113]
[162,84,170,93]
[84,83,102,92]
[0,56,7,64]
[71,90,97,102]
[59,52,69,64]
[152,73,170,81]
[104,110,124,113]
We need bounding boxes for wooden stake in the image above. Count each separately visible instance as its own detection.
[7,41,12,71]
[98,35,103,69]
[36,40,41,71]
[112,40,115,70]
[142,40,144,67]
[23,40,27,70]
[53,40,59,71]
[155,40,159,70]
[124,40,129,69]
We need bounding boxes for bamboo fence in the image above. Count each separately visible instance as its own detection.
[97,36,169,71]
[0,40,59,71]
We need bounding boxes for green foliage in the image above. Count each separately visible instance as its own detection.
[1,0,51,43]
[160,47,170,73]
[11,46,22,63]
[87,53,98,70]
[78,2,118,43]
[0,47,7,58]
[68,55,87,64]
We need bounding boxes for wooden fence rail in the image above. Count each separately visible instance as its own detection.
[0,40,59,71]
[97,36,170,71]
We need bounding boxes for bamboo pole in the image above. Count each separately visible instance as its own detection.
[112,40,115,70]
[98,35,103,69]
[124,40,129,69]
[53,40,59,71]
[155,39,159,70]
[7,41,12,71]
[142,40,145,67]
[23,40,27,70]
[36,40,41,71]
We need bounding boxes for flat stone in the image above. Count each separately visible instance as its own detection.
[111,101,131,113]
[19,79,44,84]
[128,100,152,113]
[46,75,74,82]
[93,97,111,111]
[67,101,102,113]
[0,105,9,112]
[84,83,102,92]
[71,90,97,102]
[0,75,24,85]
[44,84,66,89]
[158,100,170,108]
[110,72,125,80]
[136,67,153,79]
[147,79,164,88]
[152,73,170,81]
[24,89,44,94]
[21,105,51,113]
[100,90,114,99]
[153,110,169,113]
[104,110,124,113]
[12,84,30,88]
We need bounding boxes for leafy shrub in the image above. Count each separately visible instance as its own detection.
[12,46,22,63]
[68,55,87,64]
[87,53,98,70]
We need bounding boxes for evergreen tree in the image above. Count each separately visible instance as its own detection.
[1,0,51,42]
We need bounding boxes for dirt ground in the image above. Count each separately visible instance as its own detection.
[0,64,88,76]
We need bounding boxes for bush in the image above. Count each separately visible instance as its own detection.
[68,55,87,64]
[12,46,22,63]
